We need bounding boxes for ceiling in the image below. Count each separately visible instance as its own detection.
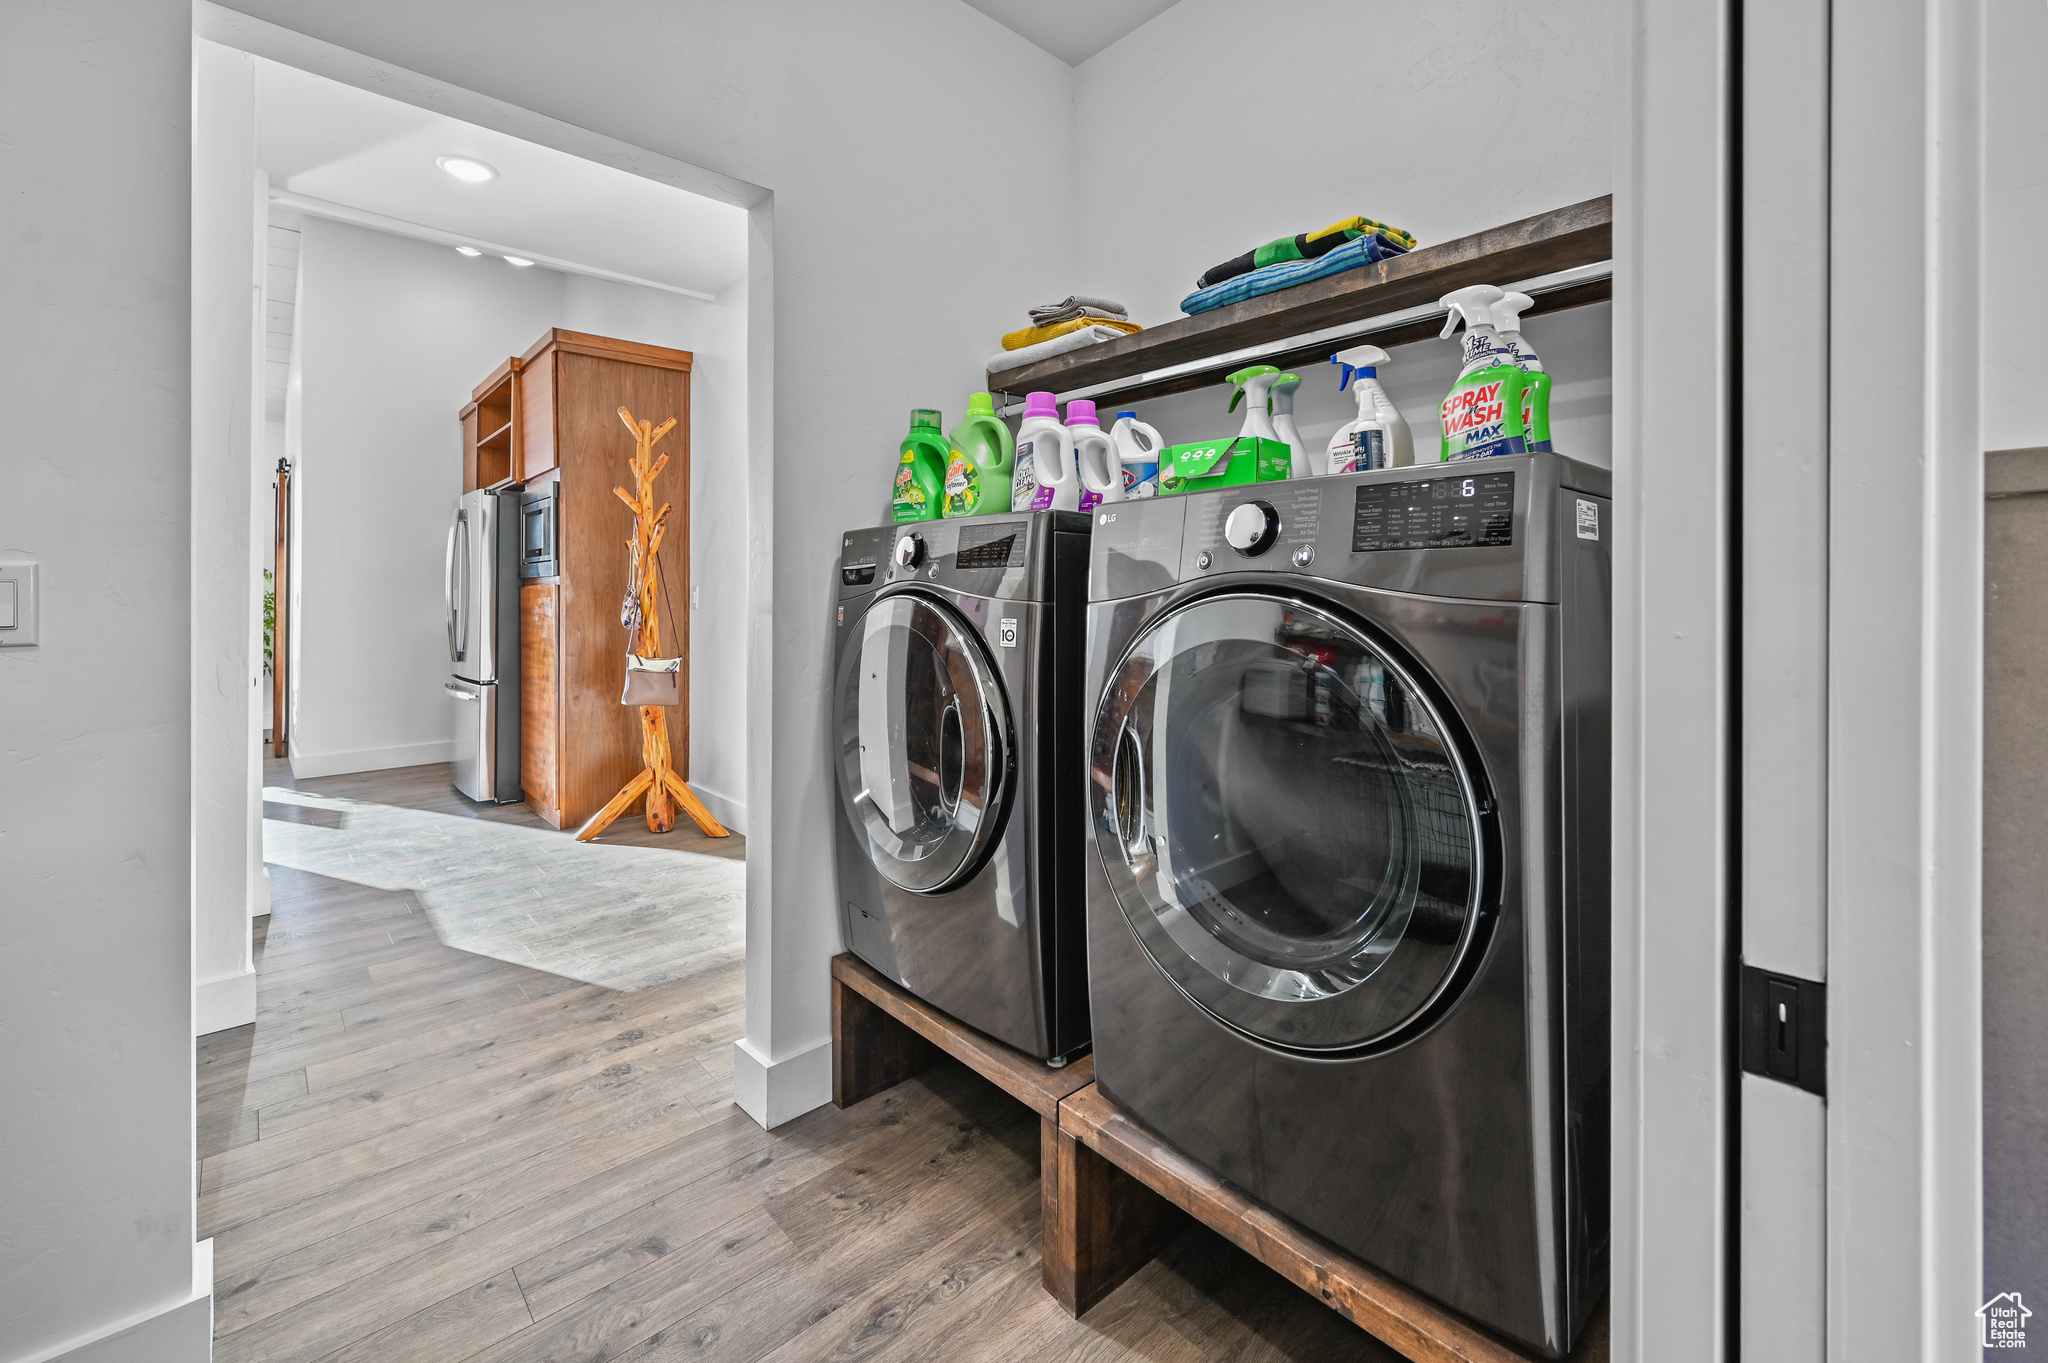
[959,0,1182,65]
[253,56,748,299]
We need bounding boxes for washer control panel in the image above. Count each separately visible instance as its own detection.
[1351,470,1515,552]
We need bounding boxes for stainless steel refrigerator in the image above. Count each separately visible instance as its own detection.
[444,487,522,802]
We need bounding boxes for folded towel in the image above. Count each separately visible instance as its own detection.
[1196,216,1418,290]
[1028,294,1129,326]
[987,323,1131,375]
[1001,315,1142,351]
[1181,231,1412,316]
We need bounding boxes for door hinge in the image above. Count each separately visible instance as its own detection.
[1740,964,1826,1096]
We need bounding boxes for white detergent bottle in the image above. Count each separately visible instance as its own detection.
[1326,345,1413,472]
[1066,400,1116,510]
[1268,373,1313,476]
[1226,365,1283,444]
[1108,410,1163,499]
[1013,391,1080,512]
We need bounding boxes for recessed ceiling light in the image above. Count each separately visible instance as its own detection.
[503,256,535,268]
[436,156,498,183]
[454,245,482,257]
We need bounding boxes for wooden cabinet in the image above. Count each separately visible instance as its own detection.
[505,329,694,829]
[460,358,520,492]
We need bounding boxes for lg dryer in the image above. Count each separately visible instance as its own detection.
[1082,455,1609,1357]
[832,511,1092,1062]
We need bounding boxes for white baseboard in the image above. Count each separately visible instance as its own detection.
[688,782,746,837]
[194,969,256,1036]
[732,1035,831,1129]
[15,1240,212,1363]
[289,739,453,779]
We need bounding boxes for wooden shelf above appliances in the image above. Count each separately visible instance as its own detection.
[461,357,522,492]
[987,195,1613,411]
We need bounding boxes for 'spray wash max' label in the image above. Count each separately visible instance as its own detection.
[1439,366,1529,460]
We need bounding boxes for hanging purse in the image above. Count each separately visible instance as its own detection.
[621,651,681,706]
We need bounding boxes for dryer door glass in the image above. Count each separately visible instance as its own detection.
[1091,593,1483,1051]
[835,591,1011,894]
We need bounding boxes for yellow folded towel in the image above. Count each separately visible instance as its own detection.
[1001,315,1142,351]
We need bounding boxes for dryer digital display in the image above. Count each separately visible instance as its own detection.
[955,524,1026,569]
[1351,471,1515,552]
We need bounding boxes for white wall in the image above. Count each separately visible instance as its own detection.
[0,3,213,1360]
[284,218,752,818]
[1069,0,1614,467]
[289,215,557,776]
[192,37,262,1036]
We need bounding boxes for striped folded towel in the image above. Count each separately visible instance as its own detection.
[1179,231,1412,316]
[1196,217,1416,290]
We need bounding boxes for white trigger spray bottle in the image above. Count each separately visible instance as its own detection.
[1437,284,1530,460]
[1226,366,1284,445]
[1267,373,1312,477]
[1327,345,1412,472]
[1490,291,1554,453]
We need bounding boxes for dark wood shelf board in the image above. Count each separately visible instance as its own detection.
[830,952,1092,1121]
[1056,1083,1608,1363]
[988,196,1612,400]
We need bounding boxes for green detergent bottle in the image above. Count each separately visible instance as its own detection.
[1436,285,1528,461]
[891,409,948,523]
[942,392,1014,518]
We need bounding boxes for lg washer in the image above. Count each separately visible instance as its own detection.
[832,510,1093,1062]
[1082,454,1609,1357]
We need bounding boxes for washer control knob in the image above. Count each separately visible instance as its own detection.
[893,533,925,569]
[1223,500,1280,556]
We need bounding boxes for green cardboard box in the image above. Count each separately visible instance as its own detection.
[1157,436,1292,496]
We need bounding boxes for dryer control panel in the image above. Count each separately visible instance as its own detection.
[1089,452,1609,606]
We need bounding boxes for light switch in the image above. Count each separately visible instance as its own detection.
[0,561,39,646]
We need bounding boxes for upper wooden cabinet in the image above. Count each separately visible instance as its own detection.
[516,330,693,486]
[460,357,521,492]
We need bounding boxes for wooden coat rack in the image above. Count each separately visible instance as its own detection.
[574,407,730,843]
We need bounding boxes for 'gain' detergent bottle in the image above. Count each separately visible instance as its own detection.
[1436,285,1528,461]
[942,392,1014,517]
[891,409,949,522]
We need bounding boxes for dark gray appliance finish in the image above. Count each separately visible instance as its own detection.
[832,510,1093,1062]
[1082,452,1610,1359]
[517,483,559,579]
[445,487,523,804]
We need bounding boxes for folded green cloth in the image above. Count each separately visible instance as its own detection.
[1197,215,1418,290]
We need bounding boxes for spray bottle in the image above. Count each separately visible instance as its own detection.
[1491,292,1554,453]
[1327,345,1413,472]
[891,409,950,522]
[1268,373,1313,477]
[942,392,1015,517]
[1436,285,1528,461]
[1226,366,1284,444]
[1108,411,1163,499]
[1013,391,1081,512]
[1065,400,1113,511]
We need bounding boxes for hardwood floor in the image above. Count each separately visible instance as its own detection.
[199,761,1389,1362]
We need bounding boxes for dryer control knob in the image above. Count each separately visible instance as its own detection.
[1223,500,1280,557]
[893,533,926,569]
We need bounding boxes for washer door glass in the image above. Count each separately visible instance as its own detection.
[1092,593,1483,1051]
[837,591,1010,894]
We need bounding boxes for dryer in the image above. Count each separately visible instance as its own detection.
[1082,454,1609,1357]
[832,511,1092,1062]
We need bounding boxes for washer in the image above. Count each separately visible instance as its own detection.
[1083,454,1609,1357]
[832,510,1092,1062]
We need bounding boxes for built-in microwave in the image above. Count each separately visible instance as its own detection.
[517,483,559,579]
